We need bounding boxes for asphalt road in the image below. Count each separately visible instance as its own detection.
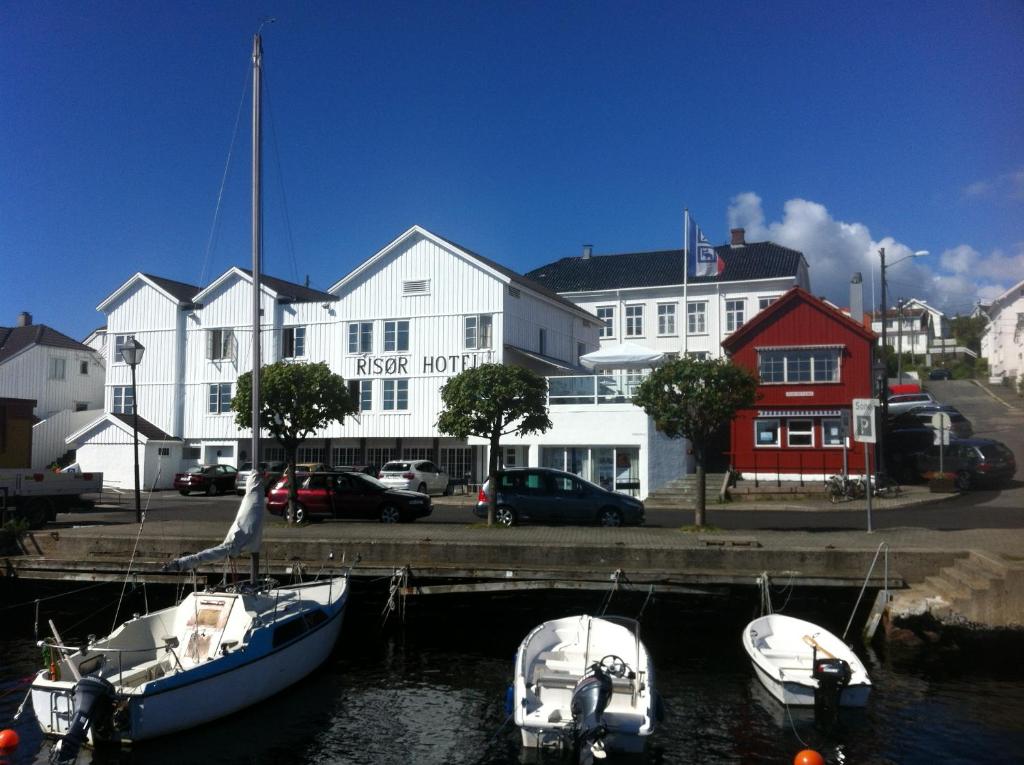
[58,380,1022,533]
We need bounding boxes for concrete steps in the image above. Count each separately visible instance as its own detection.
[644,474,727,509]
[890,551,1024,627]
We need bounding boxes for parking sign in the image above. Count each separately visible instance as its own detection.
[852,398,879,443]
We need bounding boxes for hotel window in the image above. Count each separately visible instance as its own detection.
[822,418,845,447]
[348,322,373,354]
[282,326,306,358]
[347,380,372,412]
[755,419,779,447]
[48,357,66,380]
[464,315,493,350]
[263,445,285,462]
[208,383,232,414]
[297,446,325,463]
[114,334,134,363]
[758,296,779,311]
[625,305,644,337]
[687,302,707,334]
[383,379,409,411]
[207,329,236,361]
[787,418,814,447]
[441,447,473,482]
[332,446,360,466]
[597,306,615,338]
[657,304,676,336]
[112,386,134,414]
[79,360,89,375]
[757,348,841,384]
[367,447,394,467]
[725,300,745,332]
[384,320,409,352]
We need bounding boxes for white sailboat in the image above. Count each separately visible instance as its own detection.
[28,33,350,758]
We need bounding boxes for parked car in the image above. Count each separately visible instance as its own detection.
[234,461,287,495]
[885,392,937,418]
[889,404,973,439]
[174,464,239,496]
[331,464,378,476]
[295,462,328,473]
[884,427,937,482]
[266,471,432,523]
[475,467,645,527]
[916,438,1016,490]
[928,368,953,380]
[378,460,450,495]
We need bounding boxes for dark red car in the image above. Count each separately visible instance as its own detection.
[173,464,238,496]
[266,471,432,523]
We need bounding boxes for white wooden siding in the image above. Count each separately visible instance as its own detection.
[0,345,104,418]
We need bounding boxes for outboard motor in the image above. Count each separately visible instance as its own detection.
[812,655,851,733]
[570,663,614,764]
[51,675,116,765]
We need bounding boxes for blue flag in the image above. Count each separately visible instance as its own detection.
[686,212,719,278]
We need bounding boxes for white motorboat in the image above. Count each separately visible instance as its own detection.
[743,613,871,709]
[513,615,659,759]
[27,32,350,760]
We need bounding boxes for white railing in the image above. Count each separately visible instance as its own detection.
[546,372,650,406]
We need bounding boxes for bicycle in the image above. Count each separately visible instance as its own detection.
[825,474,866,503]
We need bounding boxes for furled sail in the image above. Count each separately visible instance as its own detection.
[163,472,265,571]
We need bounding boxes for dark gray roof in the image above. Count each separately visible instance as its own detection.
[434,234,598,322]
[524,242,805,293]
[239,270,335,304]
[0,325,94,364]
[143,274,202,303]
[110,413,178,441]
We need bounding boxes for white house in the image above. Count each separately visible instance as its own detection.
[0,311,105,468]
[981,278,1024,385]
[869,298,963,364]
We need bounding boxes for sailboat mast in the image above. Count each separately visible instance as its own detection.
[250,33,263,582]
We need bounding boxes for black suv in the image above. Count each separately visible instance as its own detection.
[916,438,1016,490]
[475,468,645,527]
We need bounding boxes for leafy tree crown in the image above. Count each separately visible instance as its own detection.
[436,363,551,439]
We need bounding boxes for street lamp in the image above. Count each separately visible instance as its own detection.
[120,337,146,524]
[877,247,928,480]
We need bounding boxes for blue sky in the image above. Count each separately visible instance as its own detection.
[3,1,1022,340]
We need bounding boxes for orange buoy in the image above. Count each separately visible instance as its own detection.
[794,750,825,765]
[0,729,20,749]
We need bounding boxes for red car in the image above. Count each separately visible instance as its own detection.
[173,464,238,496]
[266,471,432,524]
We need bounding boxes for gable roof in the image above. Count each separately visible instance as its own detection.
[193,267,336,305]
[524,241,805,293]
[98,272,202,313]
[68,412,178,444]
[331,225,598,324]
[0,324,95,364]
[721,286,877,351]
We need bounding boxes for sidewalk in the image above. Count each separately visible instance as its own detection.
[972,378,1024,411]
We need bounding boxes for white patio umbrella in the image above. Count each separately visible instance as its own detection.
[580,342,666,370]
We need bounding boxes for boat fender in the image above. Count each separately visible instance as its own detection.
[52,676,116,765]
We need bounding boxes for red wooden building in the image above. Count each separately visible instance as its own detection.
[721,287,877,480]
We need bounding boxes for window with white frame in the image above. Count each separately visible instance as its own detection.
[367,447,394,468]
[297,446,325,463]
[207,329,236,361]
[822,418,845,447]
[48,357,66,380]
[687,302,707,334]
[758,348,841,384]
[282,326,306,358]
[332,446,360,466]
[114,334,134,363]
[787,418,814,447]
[184,446,202,460]
[725,300,745,332]
[657,304,676,335]
[384,320,409,352]
[112,386,134,414]
[348,322,373,353]
[758,296,780,310]
[208,383,232,414]
[464,315,493,349]
[755,419,779,447]
[403,447,431,460]
[359,379,372,411]
[625,305,644,337]
[441,447,473,481]
[382,379,409,411]
[263,445,285,462]
[597,306,615,338]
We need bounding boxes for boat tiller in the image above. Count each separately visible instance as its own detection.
[570,664,613,764]
[51,676,115,765]
[811,656,851,732]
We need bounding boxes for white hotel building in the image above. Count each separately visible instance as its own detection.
[72,225,807,498]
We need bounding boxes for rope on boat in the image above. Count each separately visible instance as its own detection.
[842,541,889,642]
[381,565,409,626]
[596,568,626,616]
[109,463,162,632]
[635,584,656,622]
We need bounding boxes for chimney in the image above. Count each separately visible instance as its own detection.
[581,244,593,259]
[849,272,863,325]
[17,311,32,327]
[730,228,746,247]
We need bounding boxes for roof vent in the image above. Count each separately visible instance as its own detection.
[403,279,430,295]
[582,244,593,259]
[507,285,521,299]
[17,311,32,327]
[730,228,746,247]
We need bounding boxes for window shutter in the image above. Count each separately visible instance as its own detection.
[206,330,213,359]
[228,331,237,362]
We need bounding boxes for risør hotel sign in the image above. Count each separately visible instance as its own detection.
[355,350,494,376]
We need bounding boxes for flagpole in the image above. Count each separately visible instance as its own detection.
[683,208,689,356]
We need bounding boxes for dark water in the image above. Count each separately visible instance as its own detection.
[2,580,1023,764]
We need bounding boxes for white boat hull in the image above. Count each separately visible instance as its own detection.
[31,577,347,744]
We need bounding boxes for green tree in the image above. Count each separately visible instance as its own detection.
[633,357,758,527]
[950,314,987,356]
[436,364,551,526]
[232,362,356,522]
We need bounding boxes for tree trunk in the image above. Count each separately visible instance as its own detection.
[487,432,500,527]
[694,444,706,527]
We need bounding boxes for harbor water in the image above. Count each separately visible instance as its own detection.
[1,581,1023,764]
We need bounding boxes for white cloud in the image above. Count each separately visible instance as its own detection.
[962,168,1024,201]
[725,193,1024,315]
